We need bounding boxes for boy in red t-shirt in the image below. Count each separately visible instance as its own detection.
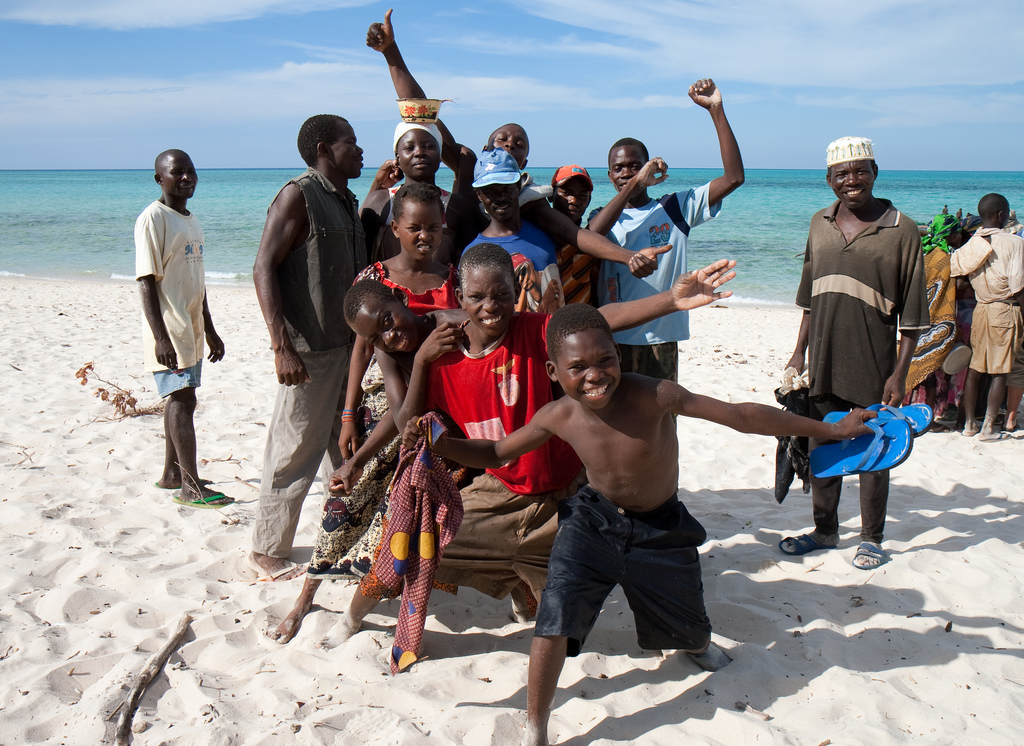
[392,243,736,615]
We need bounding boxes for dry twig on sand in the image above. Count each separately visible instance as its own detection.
[76,362,163,418]
[114,614,193,745]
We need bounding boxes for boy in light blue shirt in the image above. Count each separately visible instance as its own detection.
[595,78,744,382]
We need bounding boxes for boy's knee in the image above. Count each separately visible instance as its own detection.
[168,387,198,406]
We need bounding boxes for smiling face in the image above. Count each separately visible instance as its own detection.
[608,144,646,195]
[477,183,520,224]
[489,124,529,168]
[395,129,441,183]
[391,199,443,263]
[546,328,621,411]
[457,265,516,344]
[826,159,877,212]
[349,294,420,354]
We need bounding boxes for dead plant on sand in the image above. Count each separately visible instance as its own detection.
[76,362,163,419]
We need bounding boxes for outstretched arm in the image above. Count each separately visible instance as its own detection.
[658,380,874,440]
[598,259,736,332]
[525,200,663,278]
[404,401,560,466]
[688,79,744,206]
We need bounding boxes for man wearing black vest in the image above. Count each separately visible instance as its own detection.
[249,115,368,580]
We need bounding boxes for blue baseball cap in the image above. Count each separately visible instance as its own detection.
[472,149,522,188]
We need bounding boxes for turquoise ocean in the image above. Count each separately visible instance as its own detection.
[1,168,1022,304]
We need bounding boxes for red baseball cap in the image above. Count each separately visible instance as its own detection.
[551,164,593,190]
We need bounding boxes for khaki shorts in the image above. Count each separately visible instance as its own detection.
[1008,338,1024,388]
[969,302,1023,375]
[434,471,584,600]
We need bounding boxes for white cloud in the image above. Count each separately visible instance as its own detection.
[0,0,376,29]
[0,61,393,130]
[795,90,1024,129]
[501,0,1024,89]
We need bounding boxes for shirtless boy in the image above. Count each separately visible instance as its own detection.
[391,244,738,623]
[407,303,872,745]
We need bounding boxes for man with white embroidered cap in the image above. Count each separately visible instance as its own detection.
[778,136,929,570]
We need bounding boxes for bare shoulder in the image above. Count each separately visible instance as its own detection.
[432,308,469,325]
[643,375,693,411]
[362,188,390,217]
[258,183,309,261]
[534,396,576,434]
[270,182,307,216]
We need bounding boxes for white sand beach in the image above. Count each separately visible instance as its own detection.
[1,277,1022,745]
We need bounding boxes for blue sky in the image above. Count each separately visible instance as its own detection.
[2,0,1022,171]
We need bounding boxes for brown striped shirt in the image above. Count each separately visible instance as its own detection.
[796,199,929,406]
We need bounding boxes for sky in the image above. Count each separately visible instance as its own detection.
[1,0,1023,171]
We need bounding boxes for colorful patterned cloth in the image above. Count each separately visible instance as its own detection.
[906,215,959,390]
[372,413,463,673]
[307,357,398,580]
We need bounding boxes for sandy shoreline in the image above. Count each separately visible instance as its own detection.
[1,277,1022,745]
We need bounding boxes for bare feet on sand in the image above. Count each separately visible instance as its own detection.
[247,552,305,582]
[156,469,211,490]
[266,578,322,644]
[317,590,380,649]
[522,722,548,746]
[317,617,363,650]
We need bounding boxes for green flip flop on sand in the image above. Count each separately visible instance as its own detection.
[172,492,235,509]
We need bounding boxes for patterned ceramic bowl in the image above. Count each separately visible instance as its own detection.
[397,98,443,123]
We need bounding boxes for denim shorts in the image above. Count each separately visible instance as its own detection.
[535,485,711,656]
[153,360,202,398]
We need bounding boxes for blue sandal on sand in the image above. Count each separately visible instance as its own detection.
[852,541,889,569]
[778,533,837,556]
[824,404,933,436]
[810,418,913,478]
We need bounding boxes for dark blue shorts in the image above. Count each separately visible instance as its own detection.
[535,486,711,657]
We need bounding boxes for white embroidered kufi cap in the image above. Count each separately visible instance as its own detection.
[826,136,874,167]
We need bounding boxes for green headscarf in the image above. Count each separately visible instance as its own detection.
[921,213,960,255]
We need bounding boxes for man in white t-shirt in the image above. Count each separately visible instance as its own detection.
[594,78,744,382]
[135,149,232,509]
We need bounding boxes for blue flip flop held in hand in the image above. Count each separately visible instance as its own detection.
[810,418,913,479]
[824,404,933,436]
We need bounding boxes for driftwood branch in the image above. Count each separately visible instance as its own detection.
[114,614,193,745]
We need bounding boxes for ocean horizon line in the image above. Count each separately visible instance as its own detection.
[3,166,1024,174]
